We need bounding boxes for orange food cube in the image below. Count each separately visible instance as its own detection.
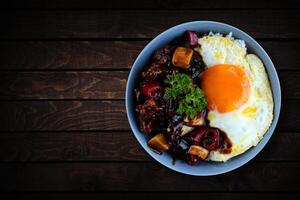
[188,145,209,160]
[172,47,194,68]
[148,133,171,152]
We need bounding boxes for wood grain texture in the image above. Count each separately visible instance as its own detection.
[0,101,129,131]
[0,162,299,191]
[0,0,298,197]
[0,71,297,99]
[2,0,299,9]
[278,71,300,99]
[0,41,144,70]
[1,10,299,39]
[0,41,298,70]
[0,131,298,162]
[0,99,297,131]
[0,131,149,162]
[1,192,299,200]
[0,71,128,99]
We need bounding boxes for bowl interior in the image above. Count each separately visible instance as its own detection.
[126,21,281,176]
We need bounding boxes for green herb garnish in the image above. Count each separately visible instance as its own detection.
[177,87,206,118]
[165,74,192,99]
[165,74,207,119]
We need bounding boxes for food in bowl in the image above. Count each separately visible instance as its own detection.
[133,31,273,165]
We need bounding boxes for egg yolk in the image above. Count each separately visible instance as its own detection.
[200,64,250,113]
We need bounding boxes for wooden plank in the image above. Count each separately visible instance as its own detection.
[2,0,299,9]
[261,41,300,71]
[0,71,128,99]
[0,99,297,131]
[0,10,299,39]
[1,192,299,200]
[0,131,298,162]
[0,71,297,99]
[0,162,299,191]
[0,101,129,131]
[0,41,144,70]
[278,71,300,99]
[0,131,149,162]
[0,41,298,70]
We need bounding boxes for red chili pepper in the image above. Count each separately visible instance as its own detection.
[142,82,162,98]
[202,128,221,151]
[187,154,199,165]
[190,127,207,145]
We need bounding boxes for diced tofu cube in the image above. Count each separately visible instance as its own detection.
[181,125,194,136]
[187,145,209,160]
[148,133,171,152]
[172,47,193,69]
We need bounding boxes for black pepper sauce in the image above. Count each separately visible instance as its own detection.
[218,130,232,154]
[204,110,232,154]
[204,114,232,154]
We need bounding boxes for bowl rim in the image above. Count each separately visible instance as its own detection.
[125,21,281,176]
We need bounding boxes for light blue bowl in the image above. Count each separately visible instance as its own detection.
[125,21,281,176]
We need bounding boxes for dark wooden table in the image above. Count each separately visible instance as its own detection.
[0,0,299,199]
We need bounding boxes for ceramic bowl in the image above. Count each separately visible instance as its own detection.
[125,21,281,176]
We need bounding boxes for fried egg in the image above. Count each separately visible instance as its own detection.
[197,33,274,161]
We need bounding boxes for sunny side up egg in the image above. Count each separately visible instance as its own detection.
[197,33,274,162]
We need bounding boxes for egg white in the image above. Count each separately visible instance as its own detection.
[197,33,274,161]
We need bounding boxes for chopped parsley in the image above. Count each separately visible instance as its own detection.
[165,74,207,119]
[165,74,192,99]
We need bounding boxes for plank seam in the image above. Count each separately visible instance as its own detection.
[1,8,300,11]
[0,160,299,164]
